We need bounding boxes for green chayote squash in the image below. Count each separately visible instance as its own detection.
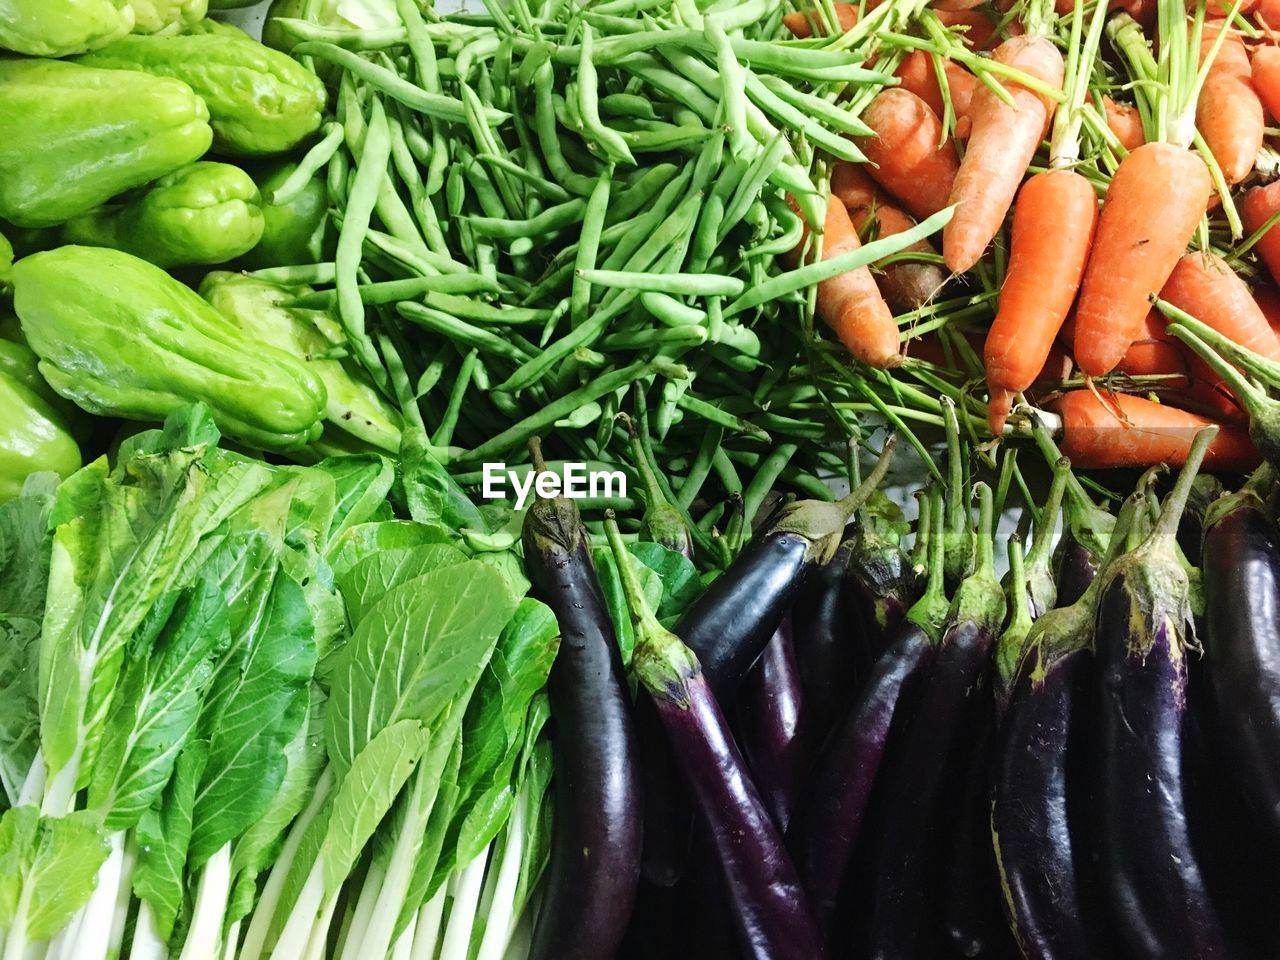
[128,0,207,35]
[0,329,92,438]
[240,161,330,269]
[199,272,402,454]
[12,246,327,451]
[62,161,265,268]
[0,0,133,57]
[0,370,81,504]
[0,59,212,229]
[78,32,327,156]
[207,0,260,7]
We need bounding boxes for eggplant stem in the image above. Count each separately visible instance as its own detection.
[1026,457,1070,573]
[911,487,932,572]
[906,484,950,641]
[942,396,966,538]
[996,534,1033,688]
[1149,426,1218,542]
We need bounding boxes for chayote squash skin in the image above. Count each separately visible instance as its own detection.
[0,369,82,504]
[0,0,133,58]
[77,32,327,156]
[198,271,402,454]
[239,161,330,269]
[62,161,265,268]
[12,247,327,452]
[0,59,212,229]
[128,0,208,35]
[0,229,11,288]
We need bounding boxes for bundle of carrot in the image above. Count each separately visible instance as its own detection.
[784,0,1280,475]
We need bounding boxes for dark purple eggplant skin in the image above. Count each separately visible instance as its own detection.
[1093,571,1231,960]
[738,618,809,832]
[867,619,996,960]
[942,700,1016,960]
[789,621,936,936]
[1201,499,1280,843]
[523,503,643,960]
[993,648,1109,960]
[651,671,829,960]
[1053,538,1098,609]
[676,530,811,701]
[792,541,857,734]
[635,694,694,886]
[843,542,918,667]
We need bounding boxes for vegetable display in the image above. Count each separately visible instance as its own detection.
[5,0,1280,958]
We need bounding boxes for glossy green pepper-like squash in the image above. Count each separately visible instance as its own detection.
[62,161,265,268]
[78,31,326,156]
[128,0,208,35]
[0,59,212,229]
[0,0,133,57]
[13,246,327,451]
[199,271,402,454]
[0,369,82,504]
[239,160,330,269]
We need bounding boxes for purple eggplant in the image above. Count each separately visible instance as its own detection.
[603,517,828,960]
[678,436,898,701]
[523,442,643,960]
[792,539,857,736]
[991,498,1139,960]
[867,483,1006,960]
[842,489,919,668]
[789,490,947,936]
[1200,466,1280,844]
[738,617,809,831]
[1092,428,1231,960]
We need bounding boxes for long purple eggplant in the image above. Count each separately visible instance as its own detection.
[1092,429,1231,960]
[523,443,643,960]
[842,490,919,669]
[792,539,857,735]
[603,517,828,960]
[678,436,898,701]
[738,617,809,831]
[991,498,1139,960]
[1200,466,1280,843]
[789,490,947,936]
[867,483,1006,960]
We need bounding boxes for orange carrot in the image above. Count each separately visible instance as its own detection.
[860,88,961,221]
[1251,45,1280,120]
[1254,282,1280,334]
[1056,0,1158,19]
[1260,0,1280,28]
[1051,389,1259,470]
[1243,180,1280,287]
[1074,142,1212,376]
[795,193,901,368]
[942,36,1066,274]
[984,169,1098,433]
[1161,252,1280,361]
[781,3,860,37]
[831,163,948,311]
[1196,27,1264,184]
[894,51,978,137]
[1102,96,1145,151]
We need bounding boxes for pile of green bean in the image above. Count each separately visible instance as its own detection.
[259,0,950,534]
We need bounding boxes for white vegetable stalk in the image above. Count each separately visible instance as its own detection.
[109,838,139,958]
[389,913,416,960]
[177,843,232,960]
[17,751,44,808]
[62,831,127,960]
[219,922,239,960]
[238,766,334,960]
[475,796,528,960]
[408,888,447,960]
[335,859,386,958]
[128,902,170,960]
[437,846,491,960]
[267,857,328,960]
[301,893,340,960]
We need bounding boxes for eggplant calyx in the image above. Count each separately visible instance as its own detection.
[522,437,588,553]
[1023,456,1071,616]
[1202,463,1275,531]
[996,535,1032,695]
[906,484,950,642]
[772,434,897,565]
[1102,427,1217,657]
[948,482,1006,636]
[603,512,700,704]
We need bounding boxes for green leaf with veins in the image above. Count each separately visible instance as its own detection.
[133,738,207,940]
[328,520,456,578]
[311,454,395,549]
[20,810,111,940]
[86,582,231,831]
[189,571,317,867]
[337,543,470,627]
[319,718,434,894]
[324,560,517,776]
[0,486,55,804]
